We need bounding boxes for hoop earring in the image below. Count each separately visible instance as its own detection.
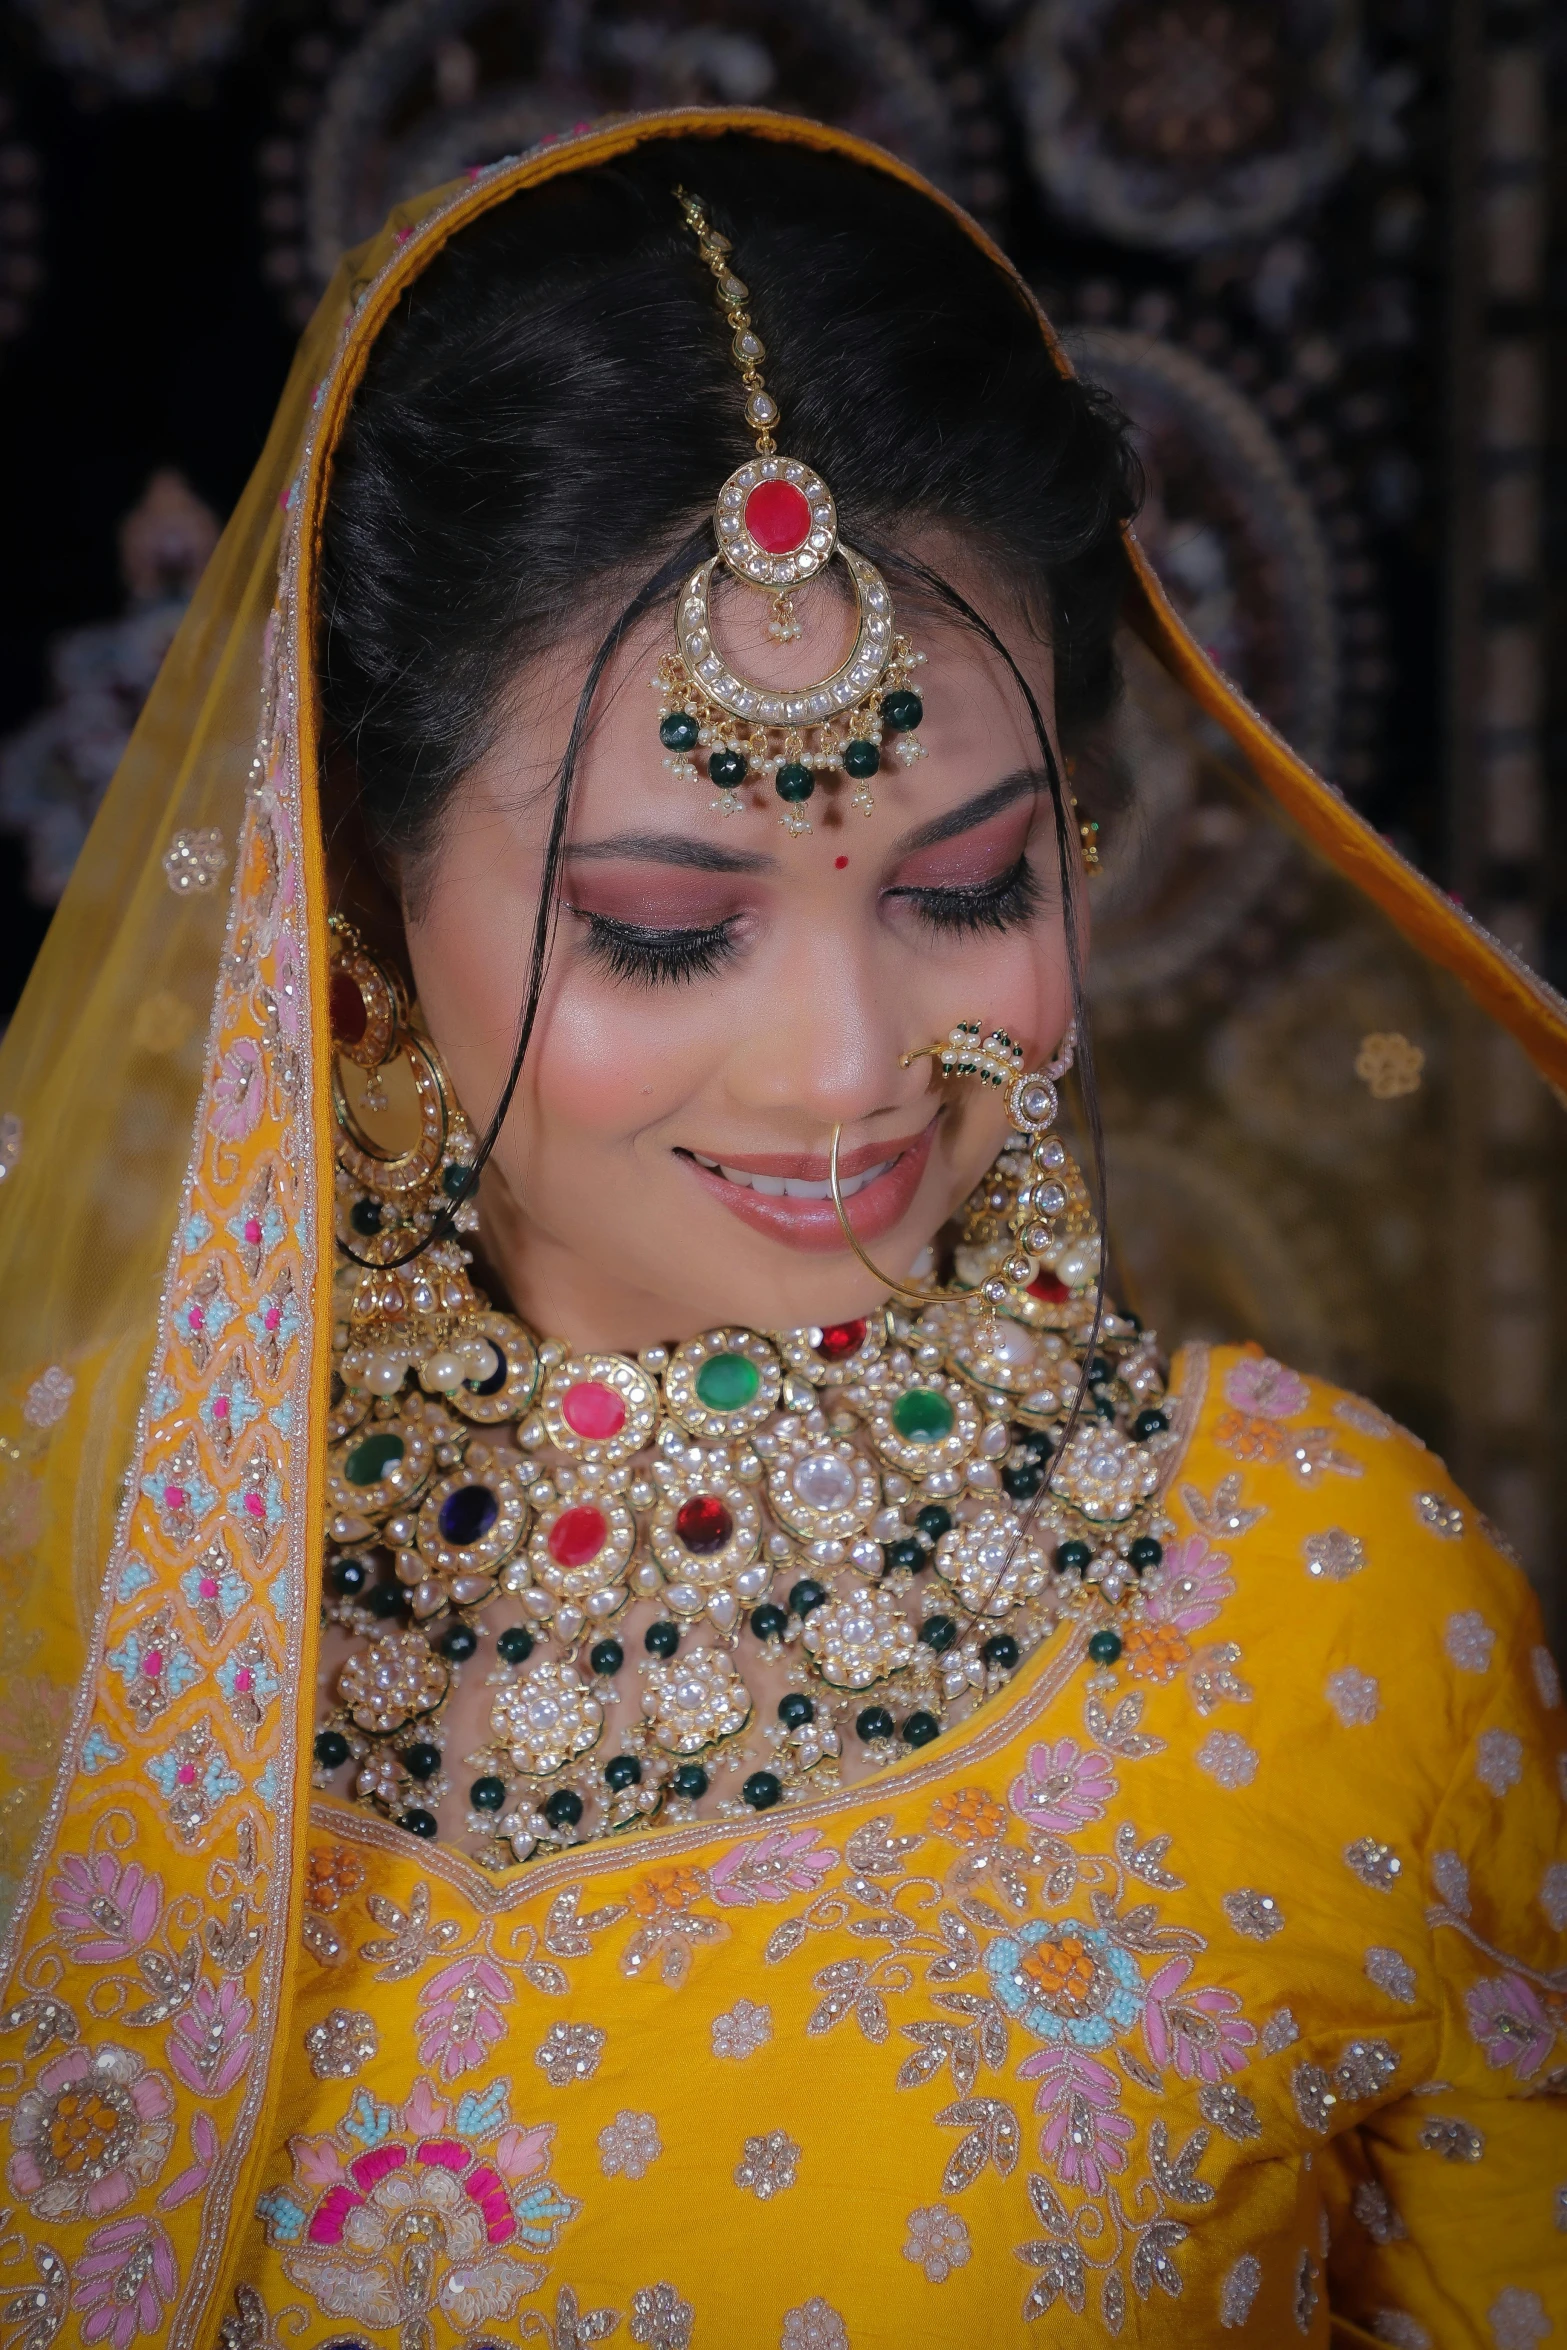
[328,916,517,1404]
[828,1021,1088,1310]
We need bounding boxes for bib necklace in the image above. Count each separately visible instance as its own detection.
[316,941,1180,1869]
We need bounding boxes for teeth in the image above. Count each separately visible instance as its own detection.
[710,1157,894,1201]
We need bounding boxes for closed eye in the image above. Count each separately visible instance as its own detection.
[572,909,743,986]
[885,856,1044,936]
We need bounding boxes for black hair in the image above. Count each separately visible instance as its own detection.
[320,128,1138,1317]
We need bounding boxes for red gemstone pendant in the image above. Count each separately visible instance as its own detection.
[675,1494,734,1555]
[815,1319,866,1362]
[744,478,812,555]
[561,1380,627,1440]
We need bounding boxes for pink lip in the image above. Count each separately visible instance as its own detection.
[677,1120,939,1254]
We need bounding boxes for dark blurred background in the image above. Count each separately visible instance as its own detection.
[0,0,1561,1603]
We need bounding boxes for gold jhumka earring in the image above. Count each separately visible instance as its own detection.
[653,189,928,836]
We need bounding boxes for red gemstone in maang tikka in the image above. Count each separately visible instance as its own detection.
[744,478,812,555]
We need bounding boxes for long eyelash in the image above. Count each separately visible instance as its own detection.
[894,856,1045,937]
[574,911,742,987]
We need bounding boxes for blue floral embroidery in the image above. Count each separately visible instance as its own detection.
[256,2188,308,2242]
[117,1557,155,1602]
[79,1729,125,1774]
[179,1556,247,1625]
[343,2090,398,2150]
[226,1200,285,1265]
[200,1373,262,1449]
[984,1918,1144,2050]
[183,1210,212,1253]
[107,1628,200,1705]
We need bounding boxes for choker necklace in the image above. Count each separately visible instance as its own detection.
[316,926,1179,1866]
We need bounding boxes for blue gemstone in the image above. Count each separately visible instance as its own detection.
[439,1484,498,1547]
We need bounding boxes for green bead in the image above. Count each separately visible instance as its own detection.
[981,1634,1019,1668]
[1056,1539,1093,1576]
[344,1431,404,1487]
[441,1162,472,1199]
[1128,1537,1163,1572]
[349,1196,383,1236]
[401,1808,438,1838]
[1087,1629,1124,1665]
[856,1706,894,1742]
[880,688,924,732]
[314,1730,349,1770]
[544,1788,583,1829]
[604,1755,642,1792]
[778,1692,815,1728]
[497,1626,534,1664]
[891,1388,954,1443]
[645,1620,680,1658]
[709,749,748,788]
[742,1771,782,1810]
[919,1615,957,1653]
[470,1775,507,1811]
[842,738,880,778]
[1133,1409,1170,1440]
[750,1604,788,1641]
[883,1537,926,1575]
[1002,1461,1045,1501]
[672,1764,709,1800]
[330,1556,368,1596]
[695,1351,760,1411]
[915,1504,953,1543]
[789,1578,827,1617]
[589,1639,624,1676]
[364,1580,403,1619]
[1014,1427,1053,1464]
[438,1623,478,1661]
[775,762,815,803]
[403,1742,441,1781]
[901,1710,940,1748]
[659,710,700,752]
[1086,1357,1113,1386]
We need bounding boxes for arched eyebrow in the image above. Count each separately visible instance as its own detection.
[891,769,1047,857]
[563,834,777,874]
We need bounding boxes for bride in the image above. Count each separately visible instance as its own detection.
[0,111,1561,2350]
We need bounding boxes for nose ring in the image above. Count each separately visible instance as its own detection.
[827,1021,1073,1308]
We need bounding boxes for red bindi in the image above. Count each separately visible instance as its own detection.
[834,855,849,869]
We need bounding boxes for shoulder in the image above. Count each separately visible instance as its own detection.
[1169,1340,1559,1734]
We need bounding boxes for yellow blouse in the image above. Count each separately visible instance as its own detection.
[233,1342,1567,2347]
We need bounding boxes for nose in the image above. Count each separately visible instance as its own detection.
[721,924,933,1138]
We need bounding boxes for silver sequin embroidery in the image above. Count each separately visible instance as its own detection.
[1345,1837,1402,1891]
[1444,1610,1496,1672]
[1200,2083,1262,2142]
[736,2129,801,2200]
[1364,1947,1417,2004]
[1352,2180,1406,2243]
[1304,1528,1364,1580]
[1197,1730,1259,1790]
[1224,1889,1285,1941]
[711,1998,773,2060]
[534,2021,606,2085]
[1415,1492,1463,1539]
[1220,2254,1262,2328]
[1475,1729,1523,1796]
[1326,1667,1380,1726]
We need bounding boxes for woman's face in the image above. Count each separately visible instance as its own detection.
[404,547,1077,1350]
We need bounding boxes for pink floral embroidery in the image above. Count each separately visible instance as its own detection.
[157,2109,219,2211]
[7,2045,174,2220]
[48,1852,163,1963]
[75,2215,179,2348]
[710,1828,836,1906]
[1008,1739,1117,1835]
[168,1978,255,2095]
[415,1954,510,2081]
[261,2079,575,2338]
[211,1038,265,1143]
[1465,1973,1554,2081]
[1144,1535,1235,1637]
[1223,1356,1309,1420]
[1017,2046,1135,2193]
[1143,1955,1256,2081]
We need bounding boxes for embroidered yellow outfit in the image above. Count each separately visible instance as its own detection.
[0,110,1564,2350]
[235,1344,1562,2347]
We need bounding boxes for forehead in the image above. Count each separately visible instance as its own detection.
[515,574,1056,865]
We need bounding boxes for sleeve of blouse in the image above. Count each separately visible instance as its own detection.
[1321,1534,1567,2350]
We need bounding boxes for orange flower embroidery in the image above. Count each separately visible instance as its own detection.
[929,1786,1007,1846]
[1213,1410,1284,1464]
[1121,1622,1192,1683]
[628,1864,708,1920]
[1020,1931,1098,2012]
[304,1844,367,1915]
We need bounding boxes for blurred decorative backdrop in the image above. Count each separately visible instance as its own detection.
[0,0,1561,1620]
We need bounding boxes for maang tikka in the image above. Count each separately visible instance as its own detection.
[655,189,929,837]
